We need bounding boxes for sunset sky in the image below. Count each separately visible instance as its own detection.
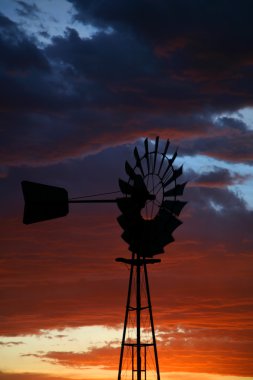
[0,1,253,379]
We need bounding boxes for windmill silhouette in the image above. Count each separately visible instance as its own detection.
[22,137,186,380]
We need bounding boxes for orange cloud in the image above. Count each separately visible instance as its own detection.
[22,346,119,369]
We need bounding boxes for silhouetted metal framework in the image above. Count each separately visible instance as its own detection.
[21,136,186,380]
[115,137,186,380]
[116,255,161,380]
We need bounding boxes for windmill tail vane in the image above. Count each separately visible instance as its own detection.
[21,136,187,380]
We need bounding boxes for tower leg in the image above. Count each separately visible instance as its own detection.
[118,253,134,380]
[143,261,160,380]
[136,253,141,380]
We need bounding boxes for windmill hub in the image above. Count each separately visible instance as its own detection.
[147,193,156,201]
[141,174,163,219]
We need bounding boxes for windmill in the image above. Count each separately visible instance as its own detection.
[21,137,186,380]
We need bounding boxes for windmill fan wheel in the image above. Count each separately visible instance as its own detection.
[117,136,187,258]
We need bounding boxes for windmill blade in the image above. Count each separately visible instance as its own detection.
[142,244,164,258]
[158,208,182,227]
[144,138,150,174]
[153,136,159,172]
[138,223,164,257]
[133,174,151,196]
[164,182,187,197]
[125,161,136,180]
[155,230,174,248]
[163,165,183,188]
[153,216,177,246]
[121,231,133,245]
[161,200,187,216]
[158,139,170,175]
[117,198,133,214]
[158,209,183,233]
[134,147,145,176]
[160,235,175,246]
[169,149,177,165]
[118,179,134,195]
[118,213,141,231]
[161,149,178,181]
[117,198,142,217]
[117,214,129,230]
[160,160,172,181]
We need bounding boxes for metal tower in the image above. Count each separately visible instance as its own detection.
[116,254,160,380]
[116,137,186,380]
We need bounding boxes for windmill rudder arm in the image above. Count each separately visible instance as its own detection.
[68,199,118,203]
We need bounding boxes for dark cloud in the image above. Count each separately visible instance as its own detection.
[47,27,158,83]
[0,13,49,72]
[190,167,251,188]
[1,4,253,167]
[70,0,253,84]
[16,1,40,19]
[181,132,253,162]
[178,116,253,162]
[217,116,250,132]
[70,0,253,40]
[0,12,16,28]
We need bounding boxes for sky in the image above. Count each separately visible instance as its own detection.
[0,0,253,379]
